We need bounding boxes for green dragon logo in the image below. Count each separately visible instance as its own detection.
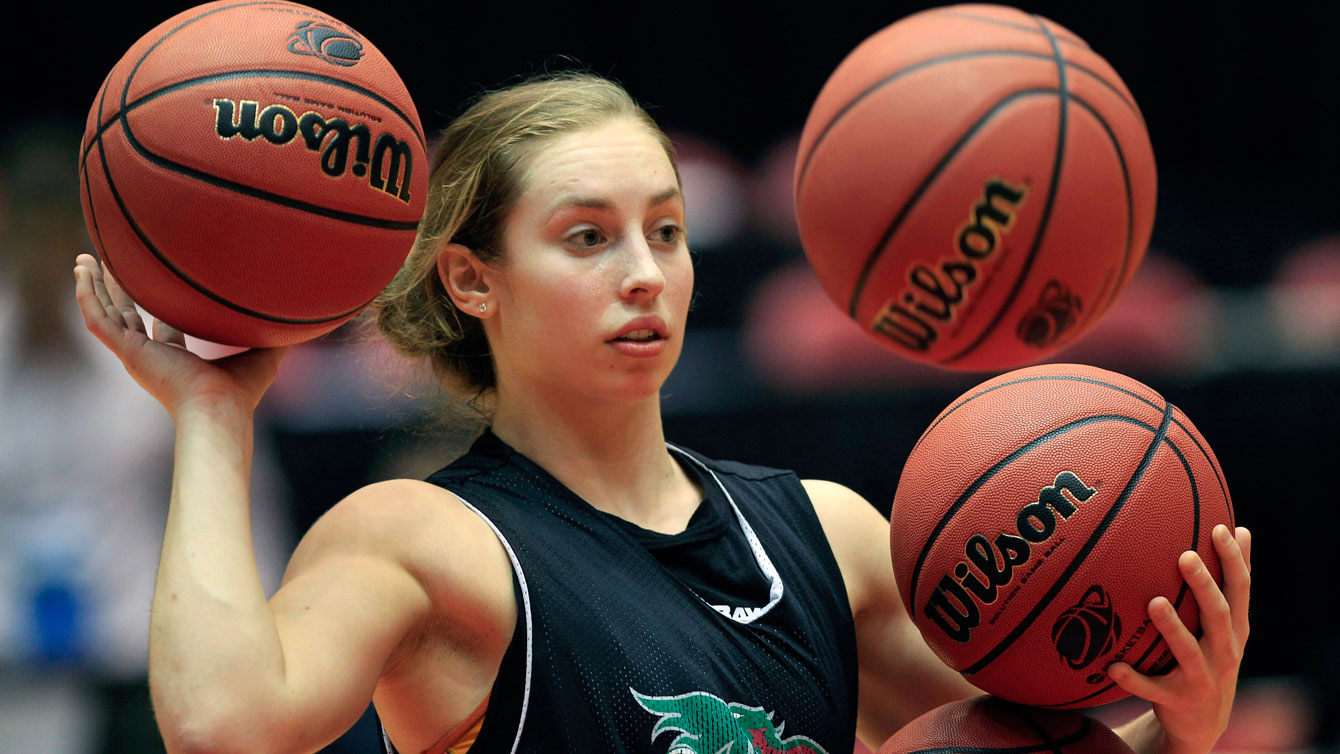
[632,688,830,754]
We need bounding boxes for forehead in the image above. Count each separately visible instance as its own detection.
[517,119,679,211]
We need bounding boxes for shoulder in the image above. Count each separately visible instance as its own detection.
[801,479,895,618]
[285,479,514,614]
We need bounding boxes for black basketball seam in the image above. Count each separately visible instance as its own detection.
[896,720,1093,754]
[961,400,1174,675]
[844,88,1056,317]
[1000,701,1079,754]
[88,20,375,328]
[938,10,1090,49]
[1172,408,1233,526]
[911,374,1164,454]
[117,1,420,146]
[112,0,421,231]
[82,68,428,165]
[91,131,372,326]
[82,77,115,272]
[795,47,1137,198]
[912,377,1216,489]
[1066,96,1139,329]
[939,17,1069,365]
[1035,432,1199,708]
[907,414,1152,614]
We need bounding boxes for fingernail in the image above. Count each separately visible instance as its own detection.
[1216,526,1231,545]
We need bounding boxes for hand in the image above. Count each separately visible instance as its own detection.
[1107,524,1252,754]
[73,254,289,416]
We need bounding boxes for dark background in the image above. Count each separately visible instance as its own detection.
[9,0,1338,749]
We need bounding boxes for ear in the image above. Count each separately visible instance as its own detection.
[437,242,495,317]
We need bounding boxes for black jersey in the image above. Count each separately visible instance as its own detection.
[383,430,859,754]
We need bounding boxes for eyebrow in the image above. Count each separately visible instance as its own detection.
[550,186,682,213]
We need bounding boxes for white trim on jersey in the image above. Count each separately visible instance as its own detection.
[377,492,535,754]
[448,492,535,754]
[667,444,785,625]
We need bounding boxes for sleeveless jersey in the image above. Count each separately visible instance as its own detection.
[381,431,859,754]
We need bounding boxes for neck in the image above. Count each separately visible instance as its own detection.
[489,381,698,531]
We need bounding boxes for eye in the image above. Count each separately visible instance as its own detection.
[653,224,685,245]
[568,227,605,248]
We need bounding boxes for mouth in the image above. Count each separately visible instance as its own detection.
[612,329,663,343]
[609,317,669,343]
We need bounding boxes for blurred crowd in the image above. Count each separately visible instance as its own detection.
[2,108,1337,753]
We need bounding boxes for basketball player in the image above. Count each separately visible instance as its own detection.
[72,73,1250,754]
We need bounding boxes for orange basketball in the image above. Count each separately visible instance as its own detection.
[79,0,427,347]
[889,363,1233,707]
[794,4,1156,371]
[879,696,1133,754]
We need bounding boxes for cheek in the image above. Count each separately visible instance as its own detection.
[670,255,695,311]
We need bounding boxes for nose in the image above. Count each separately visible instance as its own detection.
[618,234,665,302]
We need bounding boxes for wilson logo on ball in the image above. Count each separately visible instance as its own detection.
[924,471,1096,644]
[212,99,415,203]
[873,179,1027,353]
[1051,585,1122,671]
[286,21,364,66]
[1016,280,1083,349]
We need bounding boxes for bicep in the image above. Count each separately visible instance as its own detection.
[268,550,432,746]
[258,485,437,753]
[804,480,979,749]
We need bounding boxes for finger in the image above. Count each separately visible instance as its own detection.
[1222,527,1252,640]
[1236,526,1252,573]
[74,263,131,350]
[1180,548,1237,664]
[1149,592,1211,684]
[152,316,187,349]
[77,256,127,328]
[101,264,147,335]
[1106,660,1177,706]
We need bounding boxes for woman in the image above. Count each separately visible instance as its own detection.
[73,72,1250,754]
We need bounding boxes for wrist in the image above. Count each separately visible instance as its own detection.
[172,391,258,425]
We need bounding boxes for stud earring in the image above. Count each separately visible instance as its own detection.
[478,302,488,313]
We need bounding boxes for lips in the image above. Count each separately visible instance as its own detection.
[608,316,668,343]
[608,316,670,358]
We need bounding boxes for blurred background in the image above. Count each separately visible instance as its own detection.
[4,0,1336,751]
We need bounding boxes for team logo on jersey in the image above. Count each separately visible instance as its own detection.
[286,20,364,66]
[632,688,830,754]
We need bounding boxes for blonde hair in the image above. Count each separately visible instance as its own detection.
[372,71,679,394]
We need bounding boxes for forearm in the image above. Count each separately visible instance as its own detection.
[149,398,288,752]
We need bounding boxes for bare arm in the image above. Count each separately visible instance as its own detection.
[151,405,439,753]
[802,479,979,750]
[72,256,492,754]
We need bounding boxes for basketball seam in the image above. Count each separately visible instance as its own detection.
[960,401,1174,676]
[82,77,115,278]
[939,16,1070,365]
[114,0,422,231]
[90,127,374,326]
[795,48,1138,200]
[911,379,1221,518]
[1000,702,1078,754]
[1172,408,1233,526]
[912,375,1163,455]
[937,10,1090,49]
[843,87,1057,318]
[1066,96,1139,330]
[906,413,1152,615]
[82,69,428,163]
[1034,431,1200,708]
